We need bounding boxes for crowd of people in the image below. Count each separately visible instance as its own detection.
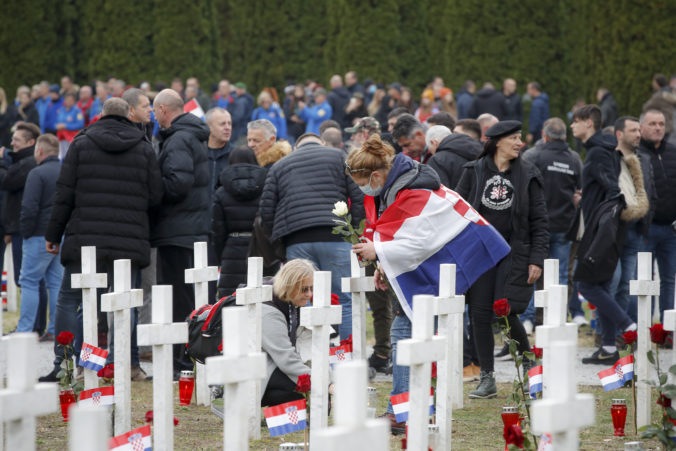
[1,69,675,434]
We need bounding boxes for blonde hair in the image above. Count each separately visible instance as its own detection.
[273,259,316,302]
[345,134,395,177]
[257,90,272,106]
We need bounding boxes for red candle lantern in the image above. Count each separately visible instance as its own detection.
[501,407,521,450]
[179,370,195,406]
[611,398,627,436]
[59,389,76,422]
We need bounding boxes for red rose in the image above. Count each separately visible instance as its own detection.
[97,364,114,379]
[295,374,311,393]
[431,362,437,379]
[145,410,154,423]
[531,346,543,359]
[622,330,638,345]
[56,331,74,346]
[504,424,525,448]
[658,394,672,407]
[650,323,670,345]
[331,294,340,306]
[493,299,510,317]
[174,416,179,426]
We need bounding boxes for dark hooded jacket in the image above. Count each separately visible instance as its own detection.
[427,134,483,189]
[152,112,210,249]
[328,86,352,128]
[0,146,37,234]
[599,93,619,129]
[45,115,163,267]
[456,156,549,309]
[212,163,267,296]
[638,137,676,225]
[468,88,507,120]
[580,131,622,226]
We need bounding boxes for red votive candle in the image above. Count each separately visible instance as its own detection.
[501,406,521,450]
[611,398,627,436]
[179,370,195,406]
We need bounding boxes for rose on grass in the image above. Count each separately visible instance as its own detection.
[145,410,179,426]
[56,331,75,346]
[493,298,510,317]
[622,330,637,345]
[504,424,525,448]
[97,364,114,379]
[531,346,543,359]
[332,201,349,217]
[650,323,670,345]
[295,374,311,393]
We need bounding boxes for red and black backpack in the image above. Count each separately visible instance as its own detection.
[186,294,237,364]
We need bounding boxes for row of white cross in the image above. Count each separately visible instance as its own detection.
[0,248,669,450]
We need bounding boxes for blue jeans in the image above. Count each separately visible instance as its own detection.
[579,279,633,346]
[12,233,48,331]
[16,236,63,333]
[612,226,643,322]
[286,241,353,339]
[643,223,676,319]
[387,313,412,414]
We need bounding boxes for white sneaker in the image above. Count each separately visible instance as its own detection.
[522,320,534,335]
[573,315,589,326]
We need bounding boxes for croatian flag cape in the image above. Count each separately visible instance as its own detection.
[365,186,510,318]
[109,425,152,451]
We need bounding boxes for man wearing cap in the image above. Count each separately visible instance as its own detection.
[298,88,332,135]
[228,82,254,145]
[345,117,381,149]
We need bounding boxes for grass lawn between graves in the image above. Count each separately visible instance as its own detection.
[1,302,667,450]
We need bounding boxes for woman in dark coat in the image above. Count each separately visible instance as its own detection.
[211,147,267,298]
[455,120,549,399]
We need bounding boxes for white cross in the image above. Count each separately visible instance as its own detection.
[137,285,188,451]
[312,361,389,451]
[71,246,108,391]
[397,295,446,451]
[432,264,465,450]
[235,256,272,440]
[4,245,18,313]
[206,306,266,451]
[184,241,219,407]
[630,251,660,428]
[0,333,58,451]
[533,259,560,323]
[300,271,342,444]
[341,252,375,360]
[531,340,595,450]
[664,307,676,384]
[100,259,143,435]
[68,404,110,451]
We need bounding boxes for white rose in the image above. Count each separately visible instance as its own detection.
[332,201,348,217]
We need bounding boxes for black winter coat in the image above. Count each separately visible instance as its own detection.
[580,131,622,227]
[152,113,210,249]
[259,142,365,242]
[328,87,352,128]
[638,137,676,225]
[599,93,619,129]
[45,115,163,267]
[21,156,60,238]
[212,163,267,295]
[468,88,507,120]
[504,92,523,122]
[208,142,232,196]
[427,134,482,189]
[0,146,37,234]
[456,157,549,308]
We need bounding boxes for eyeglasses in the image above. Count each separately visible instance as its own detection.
[344,162,370,176]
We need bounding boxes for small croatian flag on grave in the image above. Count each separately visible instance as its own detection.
[79,386,114,407]
[329,344,353,367]
[109,424,152,451]
[264,399,307,436]
[79,341,108,372]
[390,388,435,423]
[613,355,634,383]
[184,98,205,121]
[528,365,543,399]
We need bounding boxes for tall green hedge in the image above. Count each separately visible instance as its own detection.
[1,0,675,120]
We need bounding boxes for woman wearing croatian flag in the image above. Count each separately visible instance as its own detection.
[456,120,549,399]
[348,134,511,433]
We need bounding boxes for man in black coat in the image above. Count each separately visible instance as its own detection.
[39,98,163,382]
[427,129,483,189]
[152,89,210,372]
[468,82,507,120]
[597,88,619,129]
[327,75,352,129]
[503,78,523,122]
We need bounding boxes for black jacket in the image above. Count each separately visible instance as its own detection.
[638,137,676,225]
[0,146,37,234]
[208,142,233,196]
[328,87,351,128]
[599,93,619,129]
[259,142,365,242]
[152,113,211,249]
[456,157,549,307]
[228,93,254,144]
[20,156,60,238]
[580,131,622,227]
[521,141,582,233]
[212,163,267,295]
[468,88,507,120]
[504,92,523,122]
[45,115,163,267]
[427,134,482,189]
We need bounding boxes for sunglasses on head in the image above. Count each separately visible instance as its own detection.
[344,163,370,175]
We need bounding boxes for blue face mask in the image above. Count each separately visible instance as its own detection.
[359,172,382,197]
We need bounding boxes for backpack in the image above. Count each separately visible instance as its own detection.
[186,294,237,364]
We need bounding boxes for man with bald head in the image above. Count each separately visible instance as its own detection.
[205,107,233,194]
[477,113,499,142]
[328,74,351,129]
[152,88,211,374]
[503,78,522,122]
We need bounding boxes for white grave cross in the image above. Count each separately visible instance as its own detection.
[533,259,559,324]
[206,307,266,451]
[71,246,108,390]
[432,264,465,450]
[69,404,110,451]
[397,295,446,451]
[341,252,375,360]
[0,333,58,451]
[630,251,660,428]
[300,271,342,444]
[137,285,188,451]
[664,309,676,384]
[312,361,389,451]
[531,341,595,450]
[100,259,143,435]
[235,256,272,439]
[184,241,219,406]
